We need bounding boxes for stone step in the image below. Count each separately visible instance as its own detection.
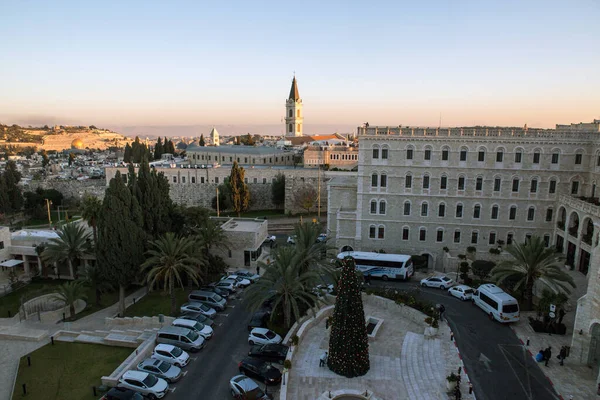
[75,334,106,344]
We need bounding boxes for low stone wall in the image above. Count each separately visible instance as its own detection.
[363,293,428,327]
[22,293,86,323]
[105,315,176,329]
[26,180,106,201]
[101,338,156,387]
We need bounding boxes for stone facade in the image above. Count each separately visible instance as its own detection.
[186,145,295,167]
[25,179,106,200]
[209,217,269,271]
[303,145,359,169]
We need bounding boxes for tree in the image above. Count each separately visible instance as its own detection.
[68,152,75,166]
[154,137,164,160]
[0,160,23,214]
[292,222,335,279]
[123,143,132,163]
[471,260,495,281]
[79,264,113,306]
[97,171,145,316]
[240,133,255,146]
[41,150,50,168]
[211,181,232,212]
[235,136,241,145]
[271,173,285,208]
[141,233,203,316]
[52,281,88,318]
[229,162,250,217]
[194,218,230,256]
[328,256,370,377]
[244,246,322,328]
[81,194,102,245]
[164,139,175,155]
[293,185,317,213]
[199,135,205,147]
[490,236,576,310]
[41,222,91,279]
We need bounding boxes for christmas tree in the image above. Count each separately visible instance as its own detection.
[327,256,370,377]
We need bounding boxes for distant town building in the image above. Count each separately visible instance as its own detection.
[185,144,295,166]
[304,143,358,169]
[285,76,303,137]
[209,217,269,271]
[210,127,220,146]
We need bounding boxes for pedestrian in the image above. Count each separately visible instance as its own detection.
[325,317,329,330]
[544,346,552,367]
[256,265,260,276]
[319,351,327,367]
[559,346,567,366]
[535,349,545,362]
[439,304,446,322]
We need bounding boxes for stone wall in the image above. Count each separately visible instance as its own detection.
[25,180,106,200]
[105,315,176,329]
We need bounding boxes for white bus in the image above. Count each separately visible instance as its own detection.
[472,284,520,323]
[336,251,414,281]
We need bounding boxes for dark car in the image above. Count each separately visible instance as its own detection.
[248,344,289,364]
[238,357,282,385]
[247,310,270,331]
[101,387,145,400]
[200,285,230,298]
[179,311,214,327]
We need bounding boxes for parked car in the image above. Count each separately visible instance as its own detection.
[238,357,282,385]
[100,387,145,400]
[156,326,205,352]
[229,374,273,400]
[137,358,182,383]
[248,344,289,364]
[448,285,474,301]
[226,274,252,288]
[200,285,230,298]
[212,280,237,293]
[188,290,227,311]
[235,269,260,282]
[180,302,217,318]
[420,275,454,290]
[172,318,214,340]
[179,311,214,327]
[248,328,282,345]
[247,310,270,331]
[117,371,169,400]
[313,284,335,297]
[316,233,327,243]
[266,235,277,243]
[151,344,190,368]
[287,235,296,245]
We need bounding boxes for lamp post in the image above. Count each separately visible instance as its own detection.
[45,199,53,227]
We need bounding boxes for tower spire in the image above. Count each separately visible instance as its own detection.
[285,75,303,136]
[289,75,300,101]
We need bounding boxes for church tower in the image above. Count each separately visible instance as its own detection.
[285,76,303,137]
[210,127,220,146]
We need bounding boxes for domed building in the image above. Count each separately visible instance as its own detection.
[71,138,85,149]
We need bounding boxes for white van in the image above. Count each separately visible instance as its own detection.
[472,284,520,323]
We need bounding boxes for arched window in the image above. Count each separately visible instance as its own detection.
[370,200,377,214]
[372,144,380,159]
[369,225,376,238]
[436,228,444,243]
[527,206,535,221]
[514,147,524,163]
[422,174,430,189]
[403,201,411,216]
[288,124,293,133]
[475,176,483,191]
[406,145,414,160]
[438,202,446,217]
[473,204,481,219]
[379,200,386,215]
[371,173,378,187]
[405,173,412,189]
[288,109,293,118]
[419,227,427,241]
[458,175,466,191]
[477,146,487,162]
[441,146,450,161]
[440,174,448,190]
[424,145,432,161]
[377,225,385,239]
[421,202,429,217]
[381,145,389,160]
[491,205,499,220]
[509,205,517,220]
[496,147,505,163]
[456,203,464,218]
[380,173,387,188]
[402,226,410,241]
[460,146,469,161]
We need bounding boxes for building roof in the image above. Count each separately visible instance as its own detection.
[288,134,345,146]
[289,76,300,101]
[216,217,267,233]
[186,144,290,155]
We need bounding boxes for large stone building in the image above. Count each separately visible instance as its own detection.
[327,119,600,376]
[184,145,295,167]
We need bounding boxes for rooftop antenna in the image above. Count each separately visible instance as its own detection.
[439,112,442,128]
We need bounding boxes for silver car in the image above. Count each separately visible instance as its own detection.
[137,358,182,383]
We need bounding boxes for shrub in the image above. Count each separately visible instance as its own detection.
[472,260,495,280]
[458,254,466,260]
[443,246,449,253]
[291,335,299,346]
[447,372,459,382]
[466,246,476,253]
[489,248,501,255]
[365,287,436,318]
[283,359,292,369]
[496,240,505,246]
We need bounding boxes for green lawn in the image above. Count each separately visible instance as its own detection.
[12,342,132,400]
[0,280,65,318]
[124,288,190,317]
[74,285,142,321]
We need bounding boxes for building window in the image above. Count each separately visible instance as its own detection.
[545,208,553,222]
[369,225,376,238]
[402,227,409,240]
[423,175,430,189]
[512,178,520,192]
[473,205,481,219]
[173,176,177,183]
[494,178,501,192]
[456,204,463,218]
[215,177,219,184]
[371,174,378,187]
[253,178,257,183]
[372,148,379,159]
[478,151,485,162]
[438,203,446,217]
[440,176,447,190]
[404,202,411,216]
[530,179,538,193]
[382,148,388,159]
[378,226,385,239]
[597,154,600,166]
[571,181,579,195]
[370,200,377,214]
[533,152,540,164]
[496,151,503,162]
[181,177,186,183]
[421,203,428,217]
[191,177,196,183]
[201,177,205,183]
[509,206,517,220]
[575,154,582,165]
[228,250,232,258]
[424,149,431,160]
[442,149,449,161]
[544,234,550,247]
[436,230,444,242]
[380,174,387,188]
[406,148,413,160]
[454,230,461,243]
[244,178,248,183]
[419,228,426,241]
[476,177,483,191]
[405,175,412,188]
[515,151,522,163]
[379,201,386,214]
[460,149,467,161]
[263,178,267,184]
[489,232,497,245]
[471,231,479,244]
[507,233,514,245]
[458,177,465,191]
[491,205,499,220]
[549,180,557,194]
[551,153,559,164]
[527,207,535,221]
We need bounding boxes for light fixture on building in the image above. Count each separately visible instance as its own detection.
[579,329,584,335]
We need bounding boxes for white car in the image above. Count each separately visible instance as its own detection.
[248,327,282,345]
[172,318,214,340]
[151,344,190,368]
[266,235,276,243]
[287,235,296,245]
[180,302,217,318]
[213,280,237,293]
[118,370,169,399]
[235,269,260,282]
[420,275,454,290]
[223,275,251,288]
[448,285,474,301]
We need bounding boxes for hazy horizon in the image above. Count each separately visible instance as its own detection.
[1,1,598,130]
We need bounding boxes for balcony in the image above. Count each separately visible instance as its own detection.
[559,194,600,218]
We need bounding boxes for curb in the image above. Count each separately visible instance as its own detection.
[450,329,477,400]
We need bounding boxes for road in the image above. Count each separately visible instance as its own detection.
[370,279,561,400]
[169,289,280,400]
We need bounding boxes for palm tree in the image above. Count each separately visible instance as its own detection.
[194,219,230,256]
[490,235,575,310]
[79,264,113,307]
[52,281,88,318]
[81,194,102,245]
[42,222,91,279]
[292,222,337,282]
[141,233,204,316]
[245,246,324,328]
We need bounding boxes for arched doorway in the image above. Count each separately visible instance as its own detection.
[341,245,353,253]
[588,323,600,367]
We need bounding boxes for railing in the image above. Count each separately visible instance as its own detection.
[559,194,600,219]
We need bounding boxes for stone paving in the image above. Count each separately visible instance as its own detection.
[287,295,472,400]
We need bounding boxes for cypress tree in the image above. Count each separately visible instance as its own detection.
[97,171,145,316]
[0,160,23,213]
[154,137,163,160]
[199,134,205,146]
[123,143,132,163]
[328,256,370,377]
[229,162,250,217]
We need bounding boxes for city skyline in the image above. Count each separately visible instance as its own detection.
[1,1,599,132]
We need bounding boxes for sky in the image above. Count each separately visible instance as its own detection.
[0,0,599,133]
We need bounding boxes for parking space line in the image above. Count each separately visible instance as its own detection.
[220,313,229,317]
[169,387,176,393]
[190,357,198,361]
[182,371,188,377]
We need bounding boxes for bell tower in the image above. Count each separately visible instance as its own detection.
[285,76,303,137]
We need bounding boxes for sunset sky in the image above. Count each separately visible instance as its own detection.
[1,0,598,131]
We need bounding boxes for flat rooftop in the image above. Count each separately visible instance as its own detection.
[186,144,292,155]
[213,217,267,232]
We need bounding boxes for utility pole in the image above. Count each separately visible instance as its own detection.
[216,187,220,217]
[45,199,52,227]
[317,149,321,219]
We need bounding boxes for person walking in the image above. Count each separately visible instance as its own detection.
[319,352,328,367]
[559,346,567,366]
[438,304,446,322]
[256,265,260,276]
[544,346,552,367]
